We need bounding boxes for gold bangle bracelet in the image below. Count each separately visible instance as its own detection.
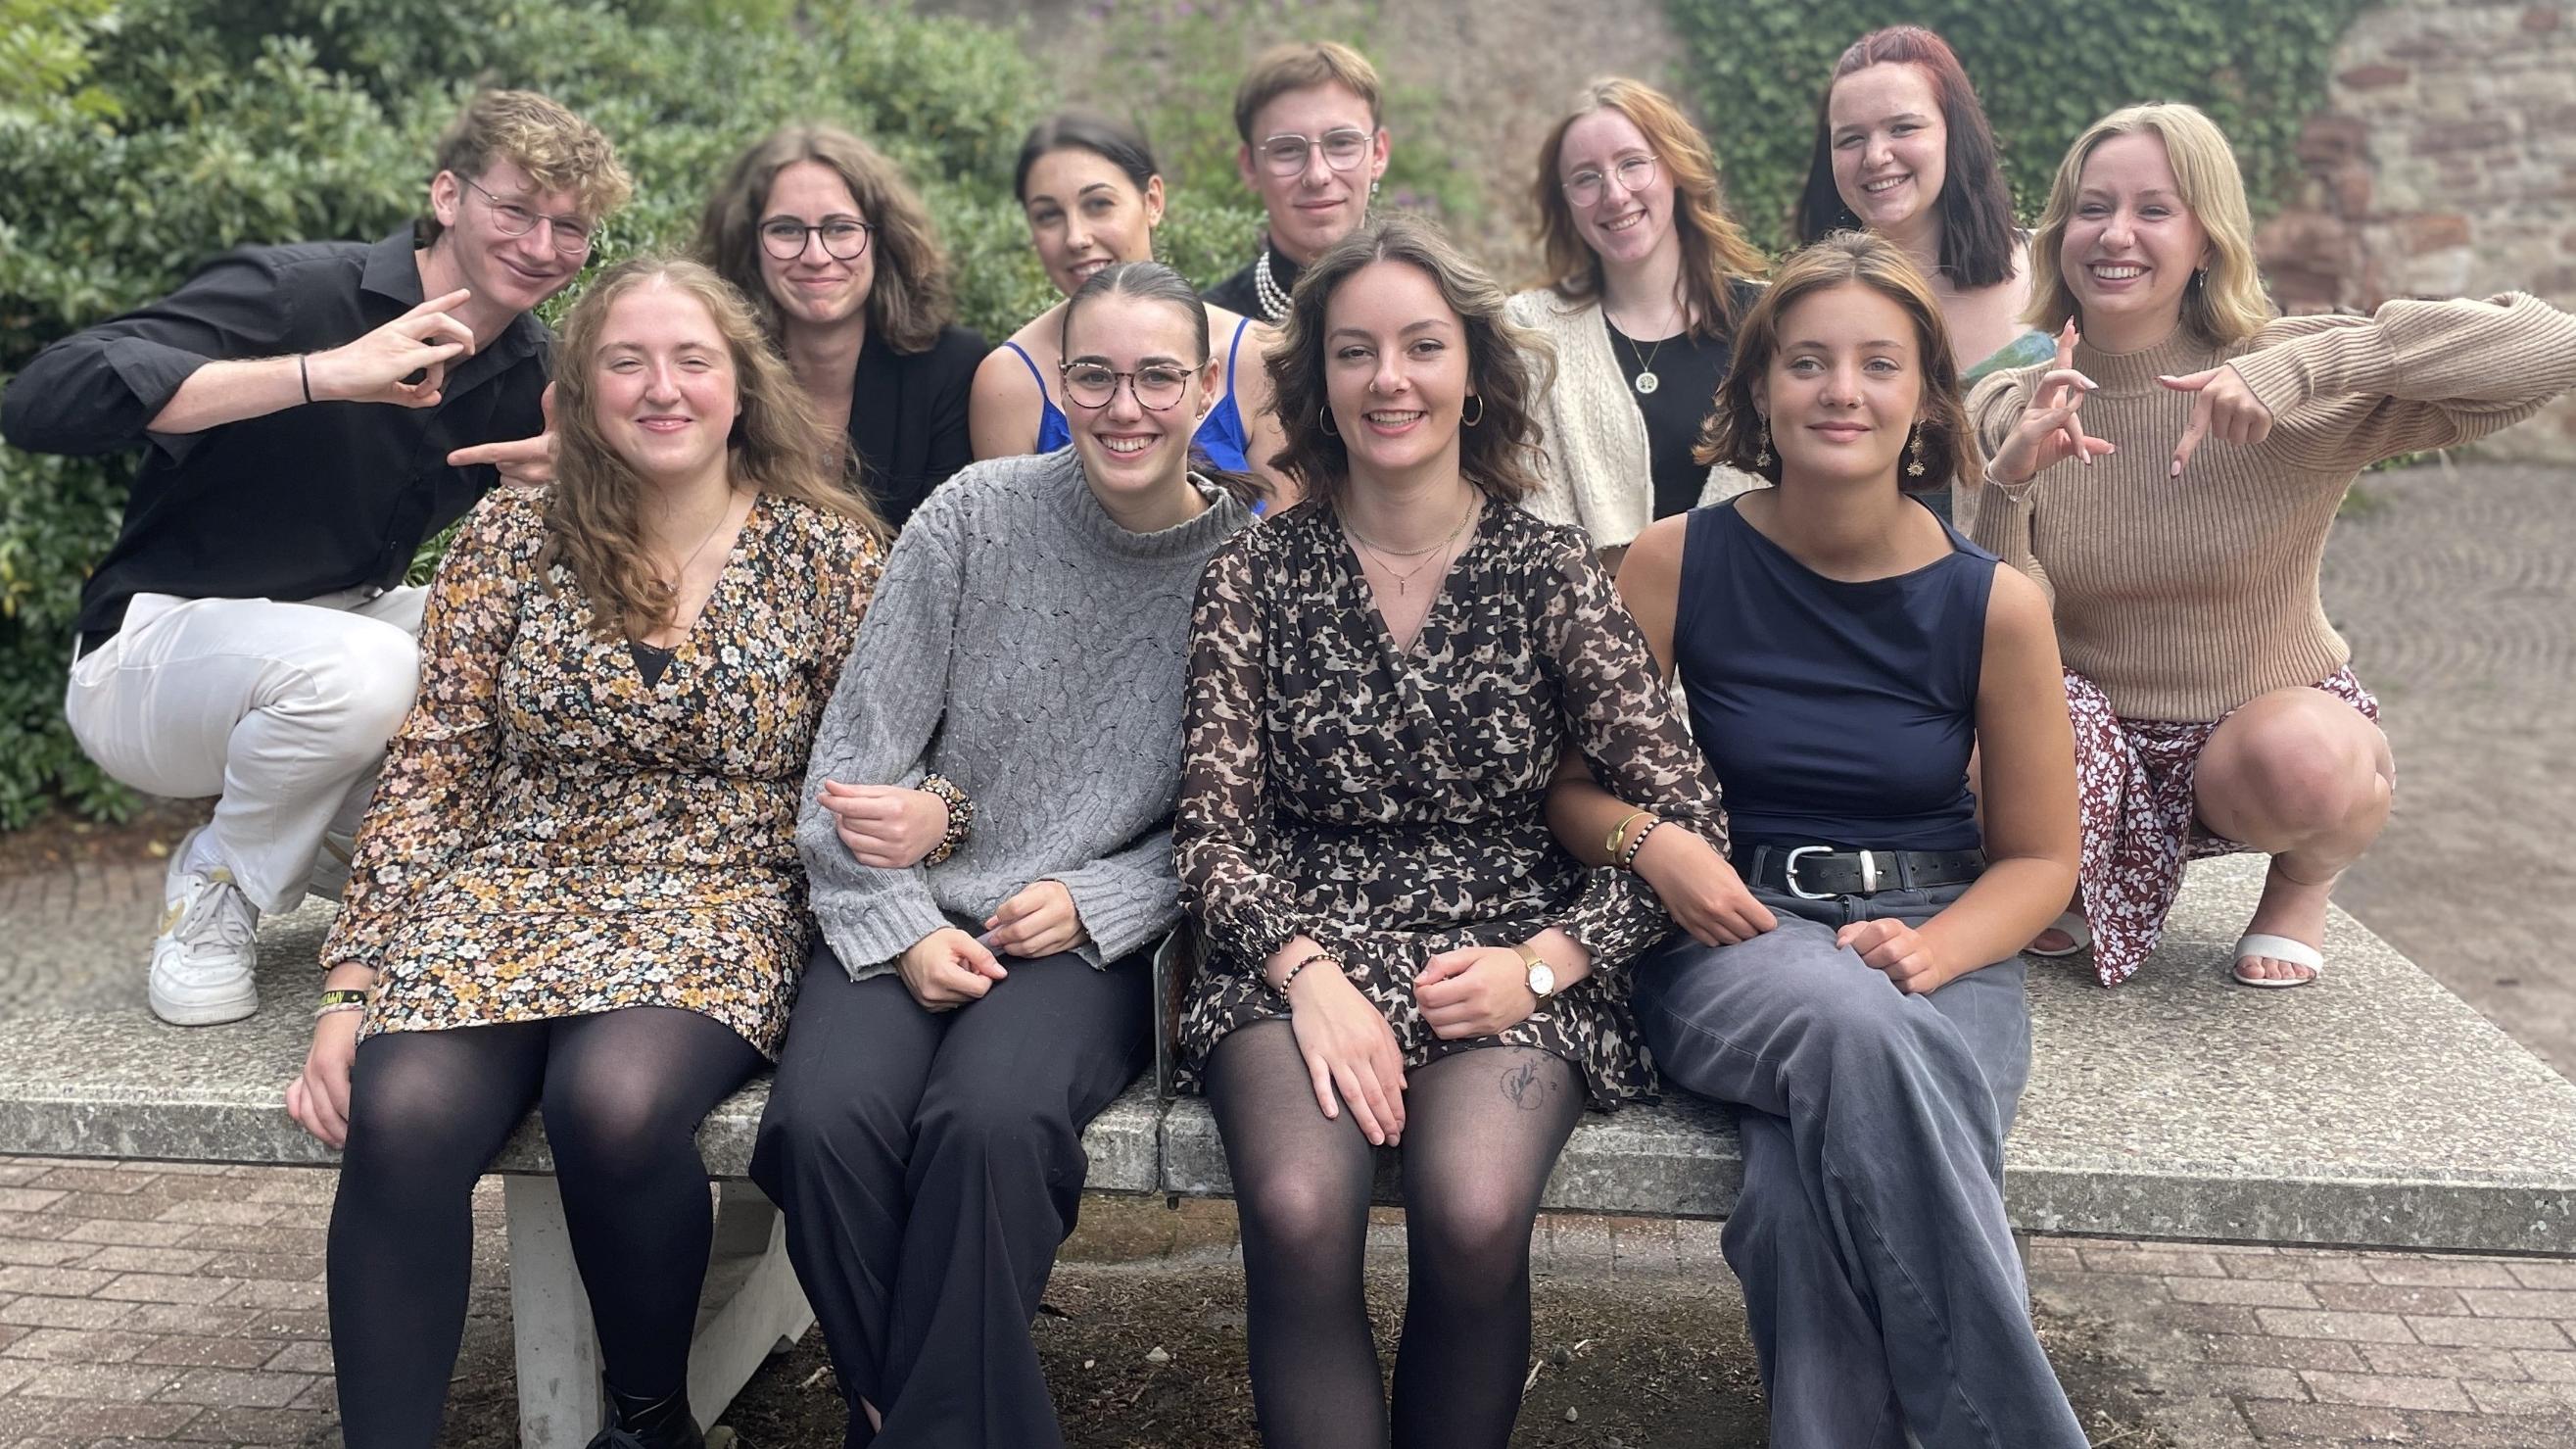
[1604,809,1650,859]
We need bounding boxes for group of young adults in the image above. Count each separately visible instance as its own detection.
[7,24,2572,1449]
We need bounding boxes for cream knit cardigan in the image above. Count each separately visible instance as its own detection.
[1508,287,1762,550]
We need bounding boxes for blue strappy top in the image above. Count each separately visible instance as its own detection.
[1003,314,1256,475]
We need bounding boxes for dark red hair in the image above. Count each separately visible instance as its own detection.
[1794,26,2018,291]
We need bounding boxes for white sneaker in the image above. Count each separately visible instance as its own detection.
[148,826,261,1026]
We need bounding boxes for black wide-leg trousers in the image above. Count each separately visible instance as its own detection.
[750,936,1153,1449]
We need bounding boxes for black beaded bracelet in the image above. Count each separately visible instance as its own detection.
[919,774,974,866]
[1273,950,1340,996]
[1616,818,1665,871]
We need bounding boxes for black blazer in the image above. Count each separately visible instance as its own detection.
[848,322,984,529]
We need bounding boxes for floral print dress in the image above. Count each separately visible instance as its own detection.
[1174,502,1728,1107]
[320,489,883,1059]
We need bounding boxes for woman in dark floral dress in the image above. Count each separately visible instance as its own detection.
[284,260,883,1449]
[1175,215,1726,1449]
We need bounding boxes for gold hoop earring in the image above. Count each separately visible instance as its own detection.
[1754,420,1772,468]
[1460,395,1485,428]
[1906,425,1928,478]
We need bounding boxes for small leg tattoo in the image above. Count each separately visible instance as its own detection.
[1501,1057,1558,1112]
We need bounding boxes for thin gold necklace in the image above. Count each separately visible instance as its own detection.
[1347,497,1478,597]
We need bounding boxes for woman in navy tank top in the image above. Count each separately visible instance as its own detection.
[1549,233,2085,1447]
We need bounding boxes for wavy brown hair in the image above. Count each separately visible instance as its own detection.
[694,123,956,355]
[1695,231,1979,496]
[1264,214,1551,512]
[1532,77,1767,340]
[544,258,883,640]
[2023,103,2275,349]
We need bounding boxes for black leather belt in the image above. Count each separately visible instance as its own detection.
[1733,842,1986,899]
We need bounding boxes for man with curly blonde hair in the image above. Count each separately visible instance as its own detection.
[2,89,630,1027]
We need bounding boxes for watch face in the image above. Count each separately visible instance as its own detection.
[1527,962,1556,998]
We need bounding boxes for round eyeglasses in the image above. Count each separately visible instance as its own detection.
[462,174,596,258]
[1059,362,1193,411]
[1561,154,1660,207]
[1255,127,1375,178]
[760,218,875,263]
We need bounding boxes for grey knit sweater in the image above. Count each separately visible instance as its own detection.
[798,447,1253,979]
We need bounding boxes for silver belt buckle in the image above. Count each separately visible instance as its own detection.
[1781,845,1835,900]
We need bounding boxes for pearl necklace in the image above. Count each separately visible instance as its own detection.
[1252,247,1291,323]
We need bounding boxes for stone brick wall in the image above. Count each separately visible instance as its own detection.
[2266,1,2576,459]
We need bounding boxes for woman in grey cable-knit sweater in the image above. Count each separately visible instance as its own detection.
[749,263,1253,1449]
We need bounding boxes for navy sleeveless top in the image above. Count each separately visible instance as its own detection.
[1672,498,1996,852]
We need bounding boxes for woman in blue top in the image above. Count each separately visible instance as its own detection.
[970,111,1293,508]
[1548,232,2084,1448]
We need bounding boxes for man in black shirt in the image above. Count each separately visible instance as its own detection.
[0,90,629,1026]
[1202,41,1393,322]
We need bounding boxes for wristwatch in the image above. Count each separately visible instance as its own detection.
[1513,942,1556,1001]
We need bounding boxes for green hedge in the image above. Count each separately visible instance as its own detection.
[1665,0,2373,251]
[0,0,1297,831]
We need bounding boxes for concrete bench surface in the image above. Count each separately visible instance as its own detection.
[5,855,2574,1254]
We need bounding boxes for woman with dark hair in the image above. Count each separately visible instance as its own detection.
[969,110,1291,506]
[698,123,984,527]
[1796,25,2047,387]
[755,261,1254,1448]
[287,259,885,1449]
[1549,232,2085,1447]
[1510,77,1770,562]
[1968,102,2576,984]
[1176,214,1726,1448]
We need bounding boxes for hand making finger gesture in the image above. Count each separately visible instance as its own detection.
[308,288,478,410]
[1985,320,2117,486]
[447,381,557,486]
[2158,362,2272,479]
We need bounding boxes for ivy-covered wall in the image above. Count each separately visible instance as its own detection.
[1665,0,2379,247]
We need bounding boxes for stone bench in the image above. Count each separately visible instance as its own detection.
[5,855,2574,1443]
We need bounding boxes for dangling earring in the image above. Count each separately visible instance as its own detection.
[1460,395,1485,428]
[1754,420,1772,468]
[1320,410,1339,437]
[1906,425,1928,478]
[2191,266,2208,291]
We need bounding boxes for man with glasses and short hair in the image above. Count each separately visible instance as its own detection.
[0,89,629,1026]
[1202,41,1392,323]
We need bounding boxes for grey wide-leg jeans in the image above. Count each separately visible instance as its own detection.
[1630,884,2085,1449]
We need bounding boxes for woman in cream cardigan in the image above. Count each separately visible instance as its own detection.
[1508,77,1767,564]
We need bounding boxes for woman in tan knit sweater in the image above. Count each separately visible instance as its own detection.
[1962,102,2576,989]
[1508,78,1767,566]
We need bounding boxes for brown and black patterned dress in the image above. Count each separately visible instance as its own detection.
[1174,501,1727,1107]
[320,489,883,1059]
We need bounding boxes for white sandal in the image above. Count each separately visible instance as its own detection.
[2023,911,2092,958]
[2231,933,2324,989]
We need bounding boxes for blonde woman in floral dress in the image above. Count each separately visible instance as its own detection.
[284,259,883,1449]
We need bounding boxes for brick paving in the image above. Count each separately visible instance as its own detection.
[3,460,2572,1447]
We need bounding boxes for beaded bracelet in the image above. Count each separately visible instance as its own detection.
[1273,950,1341,996]
[1616,818,1666,872]
[919,774,975,866]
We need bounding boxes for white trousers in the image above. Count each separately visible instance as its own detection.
[64,588,428,915]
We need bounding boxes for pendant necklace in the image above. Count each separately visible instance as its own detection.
[1347,497,1478,598]
[1613,315,1671,396]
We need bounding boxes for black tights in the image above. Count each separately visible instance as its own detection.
[326,1007,765,1449]
[1207,1022,1585,1449]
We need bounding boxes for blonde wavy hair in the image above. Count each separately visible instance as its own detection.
[426,90,632,243]
[1532,77,1767,339]
[1264,214,1552,511]
[2024,103,2276,348]
[543,259,883,641]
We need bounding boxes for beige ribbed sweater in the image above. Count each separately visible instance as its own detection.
[1961,293,2576,721]
[1506,288,1762,549]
